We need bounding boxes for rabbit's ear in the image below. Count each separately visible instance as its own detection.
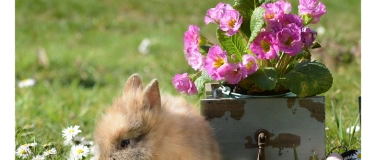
[123,74,143,94]
[142,79,161,110]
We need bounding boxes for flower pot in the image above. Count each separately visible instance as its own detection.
[219,85,294,98]
[201,83,326,160]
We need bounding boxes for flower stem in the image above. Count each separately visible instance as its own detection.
[280,55,293,76]
[275,52,286,70]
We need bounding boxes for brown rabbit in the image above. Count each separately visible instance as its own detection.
[94,74,221,160]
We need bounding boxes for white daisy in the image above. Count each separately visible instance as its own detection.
[90,144,96,155]
[42,142,52,148]
[32,155,45,160]
[86,140,95,146]
[18,78,36,88]
[73,136,94,146]
[343,149,361,160]
[70,144,90,160]
[62,125,82,140]
[43,148,57,156]
[90,144,99,160]
[16,145,31,159]
[138,38,151,55]
[22,141,37,148]
[346,125,360,134]
[64,138,74,146]
[73,136,86,144]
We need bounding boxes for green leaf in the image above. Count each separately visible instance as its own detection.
[233,0,275,19]
[284,50,311,74]
[312,151,317,160]
[259,0,277,4]
[331,101,343,143]
[248,6,265,46]
[311,41,321,49]
[280,60,333,97]
[248,67,278,90]
[348,114,360,146]
[216,28,247,62]
[194,69,212,97]
[199,45,211,54]
[233,0,254,19]
[239,20,251,39]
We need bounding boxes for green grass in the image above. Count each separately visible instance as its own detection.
[15,0,361,159]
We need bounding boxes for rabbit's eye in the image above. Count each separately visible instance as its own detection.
[120,139,130,148]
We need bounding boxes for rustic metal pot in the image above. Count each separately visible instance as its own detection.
[201,83,326,160]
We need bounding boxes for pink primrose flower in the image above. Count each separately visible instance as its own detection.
[263,21,282,36]
[250,32,279,60]
[219,10,243,36]
[183,25,204,71]
[262,2,284,22]
[275,0,292,14]
[276,24,303,56]
[184,25,200,51]
[241,54,259,76]
[301,27,317,48]
[223,63,246,84]
[172,73,198,95]
[298,0,326,24]
[204,45,228,80]
[205,3,234,24]
[279,14,303,28]
[184,48,205,71]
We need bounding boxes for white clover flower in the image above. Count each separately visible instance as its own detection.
[32,155,45,160]
[43,148,57,156]
[62,125,82,140]
[69,144,90,160]
[16,145,31,159]
[18,78,36,88]
[346,125,360,134]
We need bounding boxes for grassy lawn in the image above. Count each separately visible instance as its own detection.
[15,0,361,159]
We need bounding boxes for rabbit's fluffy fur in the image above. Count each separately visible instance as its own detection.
[94,74,221,160]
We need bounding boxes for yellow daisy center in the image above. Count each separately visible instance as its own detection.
[68,129,75,133]
[20,149,27,155]
[77,149,84,154]
[357,153,361,158]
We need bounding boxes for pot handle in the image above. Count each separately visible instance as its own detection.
[256,129,268,160]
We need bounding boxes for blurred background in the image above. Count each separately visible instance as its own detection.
[15,0,361,158]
